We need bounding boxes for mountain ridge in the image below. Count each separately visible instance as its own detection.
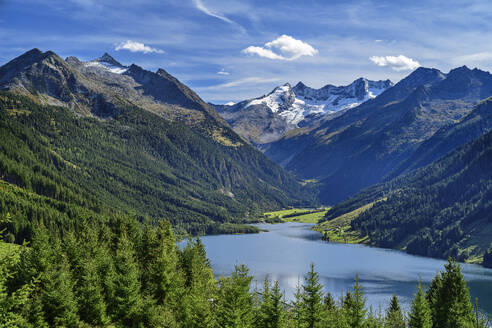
[214,77,392,144]
[0,49,317,235]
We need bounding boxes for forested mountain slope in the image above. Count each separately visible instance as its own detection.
[0,49,317,238]
[265,66,492,204]
[319,129,492,265]
[389,96,492,178]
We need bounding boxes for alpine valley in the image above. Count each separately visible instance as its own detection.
[214,65,492,266]
[1,48,492,267]
[0,49,318,238]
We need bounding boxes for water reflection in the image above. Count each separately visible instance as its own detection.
[193,222,492,315]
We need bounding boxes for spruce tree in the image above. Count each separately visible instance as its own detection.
[409,282,432,328]
[324,292,336,312]
[77,256,108,326]
[148,220,181,306]
[216,264,254,328]
[269,280,285,328]
[385,294,405,328]
[112,231,143,327]
[426,258,474,328]
[179,238,216,328]
[0,216,39,327]
[366,306,384,328]
[255,276,272,328]
[300,263,324,328]
[291,278,303,328]
[256,277,284,328]
[347,275,366,328]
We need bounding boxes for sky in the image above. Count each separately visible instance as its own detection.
[1,0,492,103]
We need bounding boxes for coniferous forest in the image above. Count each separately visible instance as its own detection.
[1,213,489,328]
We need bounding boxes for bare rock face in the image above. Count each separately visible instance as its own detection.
[0,49,223,124]
[212,78,392,145]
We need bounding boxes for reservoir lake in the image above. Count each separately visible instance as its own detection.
[194,222,492,315]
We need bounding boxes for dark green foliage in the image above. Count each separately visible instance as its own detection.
[300,263,324,328]
[426,258,474,328]
[322,130,492,264]
[216,264,254,328]
[408,282,432,328]
[179,238,216,328]
[1,217,487,328]
[347,275,366,328]
[385,294,405,328]
[112,231,144,326]
[0,91,316,240]
[483,248,492,268]
[255,277,285,328]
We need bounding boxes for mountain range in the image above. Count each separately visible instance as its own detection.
[318,107,492,264]
[0,49,316,236]
[1,48,492,265]
[213,78,392,144]
[261,66,492,203]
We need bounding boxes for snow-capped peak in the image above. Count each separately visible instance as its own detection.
[224,101,236,106]
[84,53,128,74]
[244,78,392,125]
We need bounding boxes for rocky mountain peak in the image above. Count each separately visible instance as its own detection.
[96,52,124,67]
[399,67,446,88]
[294,81,307,90]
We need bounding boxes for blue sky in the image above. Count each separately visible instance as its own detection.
[1,0,492,103]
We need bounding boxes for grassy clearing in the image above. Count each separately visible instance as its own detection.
[263,208,330,224]
[314,202,378,244]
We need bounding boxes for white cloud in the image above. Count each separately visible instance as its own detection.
[217,68,230,75]
[369,55,420,71]
[454,52,492,63]
[242,35,318,61]
[193,0,233,24]
[242,46,285,60]
[115,40,164,54]
[202,77,280,90]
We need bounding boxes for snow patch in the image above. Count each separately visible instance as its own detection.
[244,80,391,125]
[84,61,128,74]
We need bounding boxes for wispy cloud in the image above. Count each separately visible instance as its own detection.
[193,0,233,24]
[115,40,164,54]
[454,52,492,63]
[192,0,246,33]
[369,55,420,71]
[242,35,318,61]
[202,77,280,90]
[217,68,230,75]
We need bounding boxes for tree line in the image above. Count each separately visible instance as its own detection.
[0,214,489,328]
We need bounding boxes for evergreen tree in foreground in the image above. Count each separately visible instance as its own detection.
[1,212,490,328]
[216,264,254,328]
[385,294,405,328]
[409,281,432,328]
[300,263,324,328]
[112,231,143,327]
[256,277,285,328]
[426,258,474,328]
[347,275,367,328]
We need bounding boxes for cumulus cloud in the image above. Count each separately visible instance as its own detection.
[217,68,230,75]
[242,35,318,61]
[242,46,285,60]
[369,55,420,71]
[115,40,164,54]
